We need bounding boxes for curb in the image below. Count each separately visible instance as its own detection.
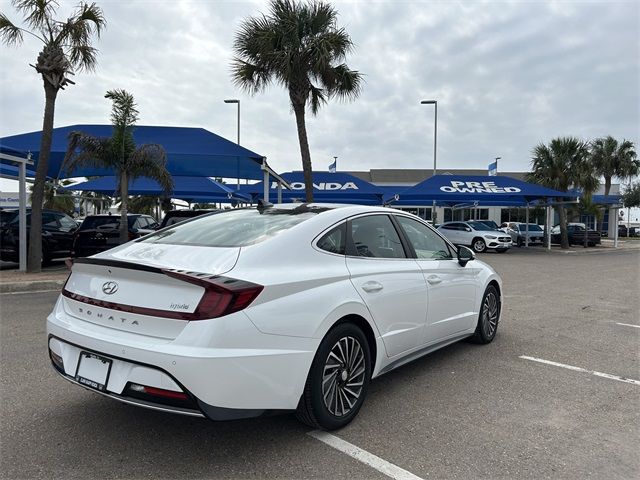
[0,279,66,294]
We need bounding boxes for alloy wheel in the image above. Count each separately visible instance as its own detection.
[482,291,499,338]
[473,239,486,253]
[322,336,366,417]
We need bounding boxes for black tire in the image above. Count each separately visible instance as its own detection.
[517,237,523,247]
[471,285,501,344]
[472,237,486,253]
[296,323,371,430]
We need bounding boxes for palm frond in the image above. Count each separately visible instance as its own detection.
[62,131,113,175]
[13,0,55,32]
[56,1,105,71]
[128,144,173,193]
[0,13,24,44]
[105,89,138,128]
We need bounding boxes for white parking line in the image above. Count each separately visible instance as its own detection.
[519,355,640,386]
[308,430,425,480]
[616,322,640,329]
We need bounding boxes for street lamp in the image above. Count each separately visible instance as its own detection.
[421,99,437,223]
[224,99,241,189]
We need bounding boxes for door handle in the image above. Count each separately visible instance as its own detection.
[361,281,383,292]
[426,275,442,285]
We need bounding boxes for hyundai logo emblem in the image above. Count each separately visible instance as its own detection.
[102,281,118,295]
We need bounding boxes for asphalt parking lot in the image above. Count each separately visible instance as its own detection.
[1,248,638,479]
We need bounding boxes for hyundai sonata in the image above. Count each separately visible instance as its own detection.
[47,204,502,430]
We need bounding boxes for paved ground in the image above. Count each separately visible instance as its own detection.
[1,248,638,479]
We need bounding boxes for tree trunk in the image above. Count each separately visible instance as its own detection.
[292,101,314,203]
[604,176,611,196]
[119,171,129,244]
[558,205,570,249]
[28,83,58,272]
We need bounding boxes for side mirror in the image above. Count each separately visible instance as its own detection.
[465,227,472,232]
[457,245,475,267]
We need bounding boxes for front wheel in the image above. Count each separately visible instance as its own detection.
[296,323,371,430]
[472,238,486,253]
[471,285,501,344]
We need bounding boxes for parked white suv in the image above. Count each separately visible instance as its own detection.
[437,221,512,253]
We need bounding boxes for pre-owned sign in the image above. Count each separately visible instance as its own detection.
[440,181,521,194]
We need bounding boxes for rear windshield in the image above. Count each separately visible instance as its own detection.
[143,206,325,247]
[80,216,135,230]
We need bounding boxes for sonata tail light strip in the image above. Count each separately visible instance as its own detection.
[62,268,263,321]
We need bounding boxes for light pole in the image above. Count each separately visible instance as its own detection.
[224,99,240,189]
[421,100,437,223]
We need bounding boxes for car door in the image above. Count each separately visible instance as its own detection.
[345,214,428,358]
[394,215,481,343]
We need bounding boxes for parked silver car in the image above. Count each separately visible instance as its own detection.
[437,221,512,253]
[505,222,545,247]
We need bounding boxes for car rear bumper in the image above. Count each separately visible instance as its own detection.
[47,297,318,420]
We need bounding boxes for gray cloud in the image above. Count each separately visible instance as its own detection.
[1,0,638,177]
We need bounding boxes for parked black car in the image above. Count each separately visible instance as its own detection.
[0,208,78,263]
[159,209,218,228]
[72,214,159,257]
[550,223,601,246]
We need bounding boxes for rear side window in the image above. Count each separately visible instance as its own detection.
[143,206,324,247]
[317,223,346,255]
[350,215,406,259]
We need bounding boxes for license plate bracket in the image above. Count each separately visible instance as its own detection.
[75,351,112,392]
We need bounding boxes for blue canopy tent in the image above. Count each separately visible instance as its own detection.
[386,175,578,206]
[239,171,386,205]
[66,176,251,203]
[0,163,37,180]
[0,124,277,181]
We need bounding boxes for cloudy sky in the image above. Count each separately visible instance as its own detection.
[1,0,638,178]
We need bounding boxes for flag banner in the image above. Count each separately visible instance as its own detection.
[488,161,497,176]
[328,160,337,173]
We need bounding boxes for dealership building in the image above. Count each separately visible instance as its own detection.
[347,168,622,235]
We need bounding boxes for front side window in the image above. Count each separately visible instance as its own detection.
[350,215,406,259]
[396,216,452,260]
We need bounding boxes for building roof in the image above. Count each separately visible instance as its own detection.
[347,169,527,184]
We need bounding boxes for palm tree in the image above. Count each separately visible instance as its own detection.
[1,0,106,272]
[591,136,638,196]
[528,137,598,249]
[231,0,362,202]
[63,89,173,243]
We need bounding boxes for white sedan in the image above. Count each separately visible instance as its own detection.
[48,204,503,430]
[437,221,512,253]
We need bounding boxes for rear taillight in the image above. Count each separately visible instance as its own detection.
[162,270,264,320]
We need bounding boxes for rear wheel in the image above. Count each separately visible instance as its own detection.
[472,238,486,253]
[296,323,371,430]
[471,285,500,344]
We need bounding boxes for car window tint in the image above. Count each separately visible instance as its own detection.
[317,223,346,255]
[351,215,405,259]
[396,216,452,260]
